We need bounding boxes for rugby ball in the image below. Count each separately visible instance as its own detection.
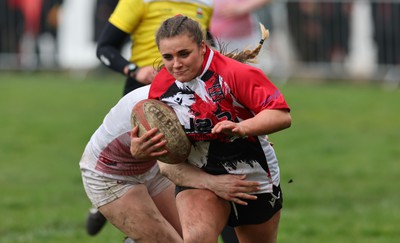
[131,99,191,164]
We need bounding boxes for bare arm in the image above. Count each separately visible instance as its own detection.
[212,109,291,137]
[158,162,261,205]
[130,123,266,205]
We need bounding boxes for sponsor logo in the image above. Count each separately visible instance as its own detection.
[269,191,281,208]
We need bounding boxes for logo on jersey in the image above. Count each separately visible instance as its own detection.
[196,7,204,18]
[269,191,281,208]
[208,83,224,102]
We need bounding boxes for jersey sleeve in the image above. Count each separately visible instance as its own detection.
[229,65,290,114]
[148,68,173,99]
[109,0,144,33]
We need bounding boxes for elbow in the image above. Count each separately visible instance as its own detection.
[281,112,292,130]
[157,161,168,176]
[96,44,105,60]
[285,113,292,129]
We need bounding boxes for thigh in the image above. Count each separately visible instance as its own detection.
[176,189,231,243]
[152,183,182,236]
[235,210,281,243]
[99,184,182,242]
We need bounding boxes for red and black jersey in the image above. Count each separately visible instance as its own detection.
[149,47,290,193]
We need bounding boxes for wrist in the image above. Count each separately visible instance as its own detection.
[125,63,138,78]
[202,175,214,191]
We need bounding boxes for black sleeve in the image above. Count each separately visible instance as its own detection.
[96,21,131,74]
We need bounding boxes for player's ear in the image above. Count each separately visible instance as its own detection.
[201,41,206,55]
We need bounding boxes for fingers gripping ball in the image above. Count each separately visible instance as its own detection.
[131,99,191,164]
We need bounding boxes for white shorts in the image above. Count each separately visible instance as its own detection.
[81,162,172,208]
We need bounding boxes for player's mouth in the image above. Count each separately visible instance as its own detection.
[173,70,187,78]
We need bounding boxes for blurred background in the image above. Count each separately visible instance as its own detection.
[1,0,399,87]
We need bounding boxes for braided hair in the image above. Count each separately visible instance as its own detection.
[223,23,269,64]
[155,15,204,48]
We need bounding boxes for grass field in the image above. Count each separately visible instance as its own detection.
[0,71,399,243]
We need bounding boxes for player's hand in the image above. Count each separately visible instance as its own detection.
[206,174,260,205]
[136,66,157,85]
[130,126,168,160]
[211,120,247,138]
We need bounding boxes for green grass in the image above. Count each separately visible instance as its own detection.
[0,72,399,243]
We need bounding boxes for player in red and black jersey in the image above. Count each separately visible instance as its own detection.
[140,15,292,243]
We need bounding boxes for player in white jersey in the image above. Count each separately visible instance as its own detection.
[79,85,184,242]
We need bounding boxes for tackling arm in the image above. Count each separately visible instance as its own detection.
[158,162,260,205]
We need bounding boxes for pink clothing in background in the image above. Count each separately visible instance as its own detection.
[210,0,252,38]
[9,0,43,35]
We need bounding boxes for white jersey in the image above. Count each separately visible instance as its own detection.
[79,85,156,177]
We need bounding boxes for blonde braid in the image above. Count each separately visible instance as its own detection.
[224,23,269,63]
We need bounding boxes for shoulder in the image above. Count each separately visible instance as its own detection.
[103,85,150,126]
[212,51,264,78]
[122,85,150,102]
[149,69,175,99]
[109,0,145,31]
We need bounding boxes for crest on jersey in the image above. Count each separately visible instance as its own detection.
[208,83,224,102]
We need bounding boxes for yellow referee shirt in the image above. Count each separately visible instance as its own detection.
[109,0,213,67]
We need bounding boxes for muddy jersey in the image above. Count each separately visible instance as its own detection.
[149,47,290,193]
[79,85,156,177]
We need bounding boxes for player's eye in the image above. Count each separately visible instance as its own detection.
[162,54,173,60]
[178,51,190,58]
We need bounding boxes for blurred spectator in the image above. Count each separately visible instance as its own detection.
[93,0,119,43]
[210,0,272,76]
[210,0,271,53]
[39,0,63,67]
[371,2,400,65]
[5,0,63,69]
[286,2,352,63]
[0,0,24,54]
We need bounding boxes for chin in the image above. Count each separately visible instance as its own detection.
[175,76,190,83]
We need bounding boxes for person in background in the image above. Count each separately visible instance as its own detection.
[0,0,24,55]
[96,0,213,96]
[286,2,352,63]
[145,15,292,243]
[93,0,119,43]
[371,2,400,65]
[6,0,63,69]
[210,0,271,54]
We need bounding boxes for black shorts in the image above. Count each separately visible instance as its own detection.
[175,184,282,227]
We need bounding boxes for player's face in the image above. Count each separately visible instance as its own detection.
[159,34,206,82]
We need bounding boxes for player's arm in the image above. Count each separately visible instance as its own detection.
[96,21,132,76]
[130,124,260,205]
[158,162,260,205]
[212,109,291,137]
